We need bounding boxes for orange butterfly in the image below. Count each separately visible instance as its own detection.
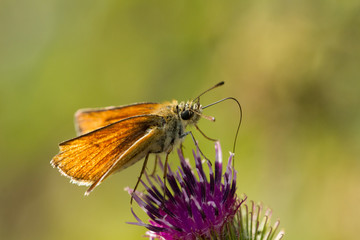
[51,82,241,195]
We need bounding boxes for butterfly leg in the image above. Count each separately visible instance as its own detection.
[179,142,185,156]
[162,150,172,204]
[150,155,159,177]
[130,153,150,204]
[194,124,217,141]
[181,131,212,165]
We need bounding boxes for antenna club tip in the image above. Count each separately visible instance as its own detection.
[217,81,225,87]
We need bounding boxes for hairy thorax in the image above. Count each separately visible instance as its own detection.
[151,100,202,154]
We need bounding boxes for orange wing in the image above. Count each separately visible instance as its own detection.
[51,114,164,194]
[75,102,161,135]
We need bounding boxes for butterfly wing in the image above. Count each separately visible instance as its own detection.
[51,114,164,194]
[75,102,162,135]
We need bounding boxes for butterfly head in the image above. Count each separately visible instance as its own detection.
[176,101,202,125]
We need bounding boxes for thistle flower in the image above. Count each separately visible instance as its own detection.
[127,142,284,240]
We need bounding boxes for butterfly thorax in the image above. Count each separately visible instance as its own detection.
[150,100,202,153]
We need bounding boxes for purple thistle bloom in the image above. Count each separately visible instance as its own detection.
[127,142,245,239]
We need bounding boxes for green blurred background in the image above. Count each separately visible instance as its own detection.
[1,0,359,239]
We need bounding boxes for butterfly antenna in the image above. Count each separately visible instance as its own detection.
[203,97,242,165]
[193,81,225,103]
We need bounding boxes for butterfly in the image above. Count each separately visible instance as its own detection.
[51,81,241,196]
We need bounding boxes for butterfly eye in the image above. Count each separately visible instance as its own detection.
[181,110,193,120]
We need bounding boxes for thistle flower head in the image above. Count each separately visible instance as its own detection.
[127,142,284,240]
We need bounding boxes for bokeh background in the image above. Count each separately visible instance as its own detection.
[1,0,359,239]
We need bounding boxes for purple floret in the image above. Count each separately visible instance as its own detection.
[128,142,244,240]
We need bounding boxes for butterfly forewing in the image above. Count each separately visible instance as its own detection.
[75,103,161,135]
[51,115,164,189]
